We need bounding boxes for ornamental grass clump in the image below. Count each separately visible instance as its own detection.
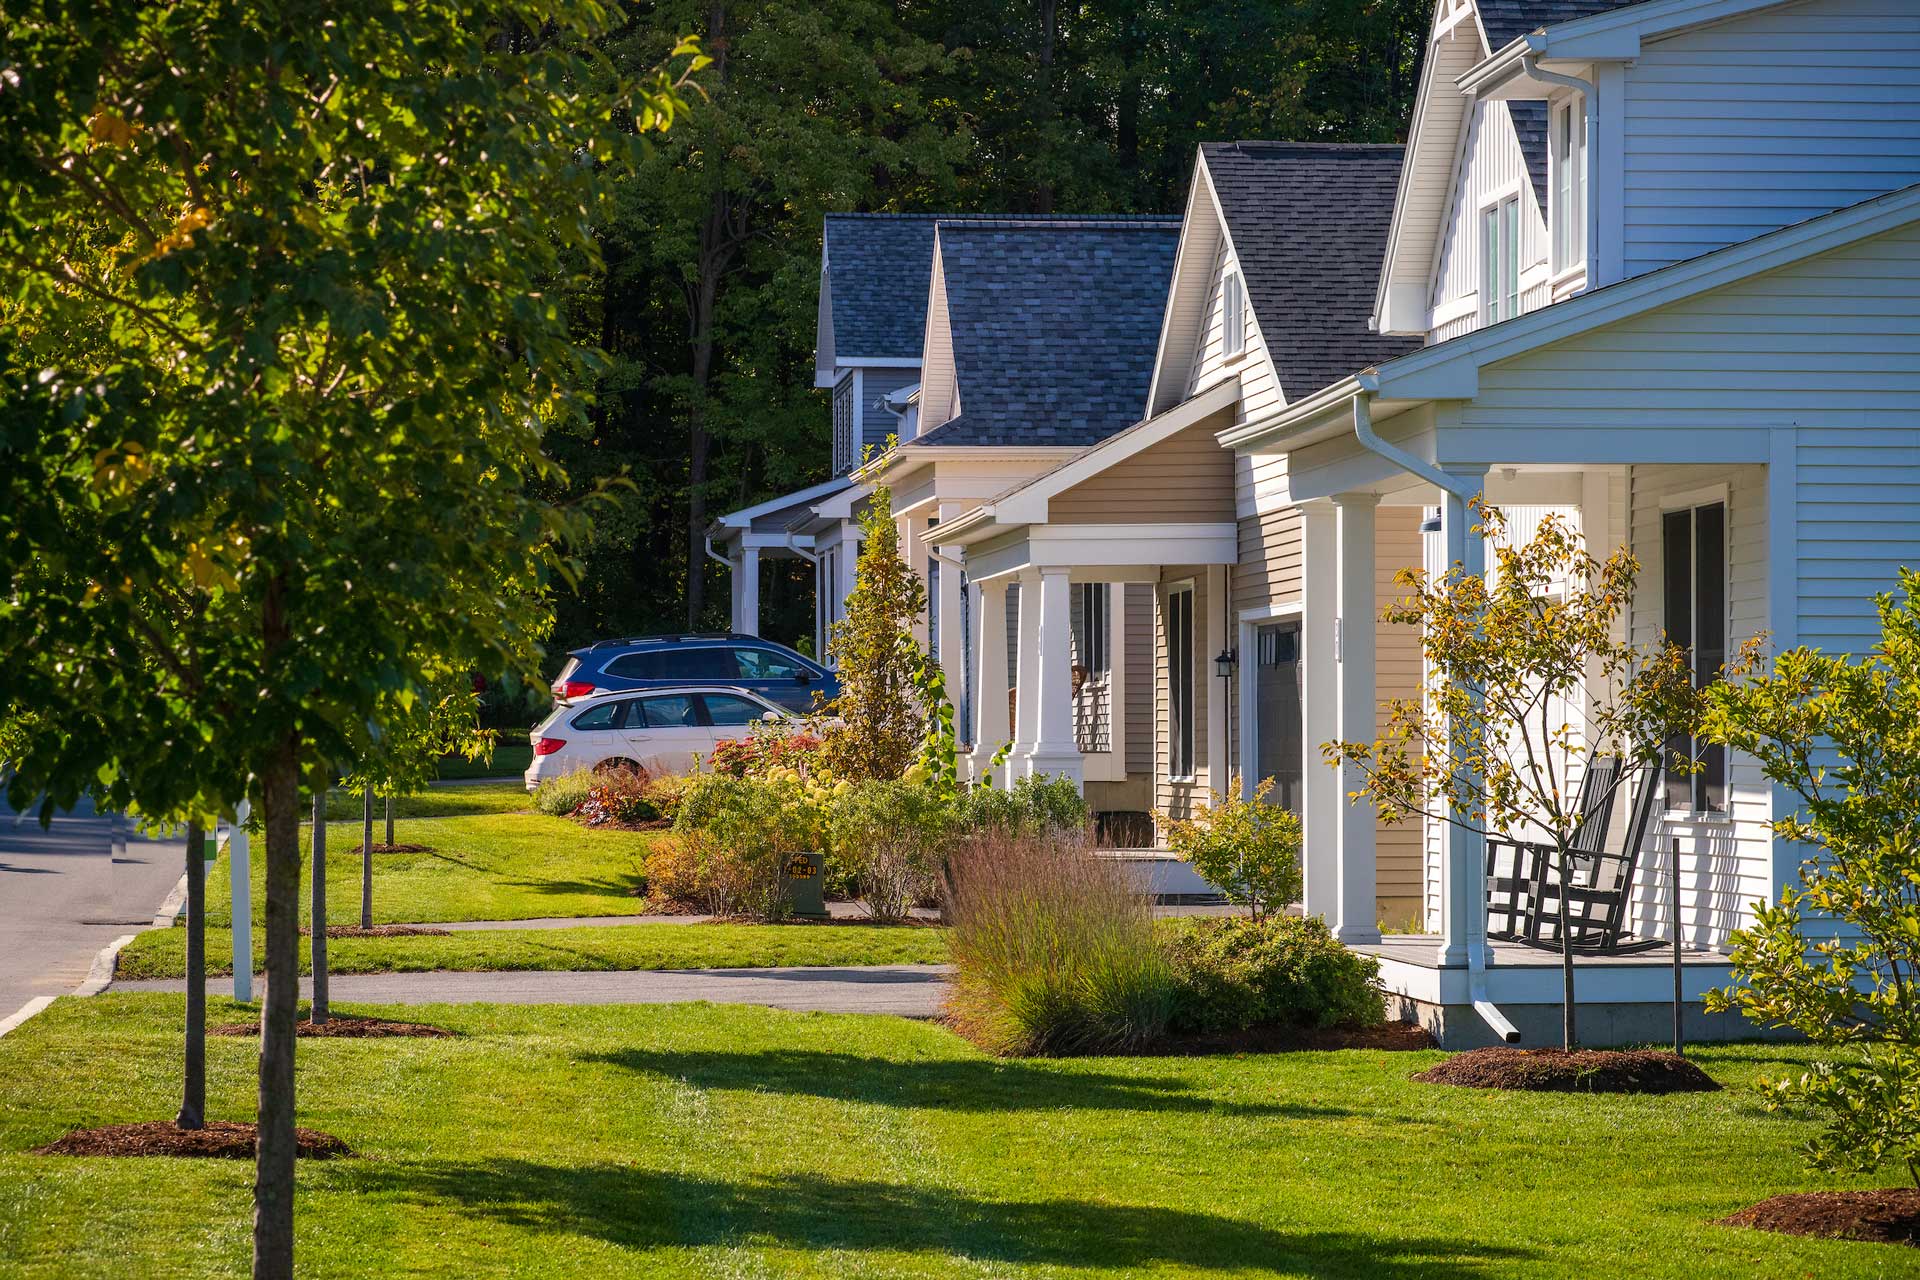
[532,768,596,817]
[943,828,1173,1056]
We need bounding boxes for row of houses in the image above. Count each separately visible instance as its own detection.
[709,0,1920,1047]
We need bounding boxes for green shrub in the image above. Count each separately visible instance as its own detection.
[532,768,595,817]
[1159,776,1302,920]
[956,773,1089,837]
[1162,915,1384,1034]
[828,779,953,922]
[673,773,824,920]
[576,768,661,827]
[943,828,1172,1055]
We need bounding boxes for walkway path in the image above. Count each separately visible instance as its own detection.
[110,965,953,1017]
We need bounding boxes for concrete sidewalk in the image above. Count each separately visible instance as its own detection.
[110,964,953,1017]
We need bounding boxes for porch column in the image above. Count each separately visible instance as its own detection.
[1011,570,1041,779]
[934,525,966,702]
[734,546,761,637]
[1436,469,1492,968]
[1026,566,1083,786]
[901,516,929,647]
[969,578,1010,780]
[1333,493,1382,945]
[1300,501,1339,923]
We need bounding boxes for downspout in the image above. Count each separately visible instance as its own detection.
[1522,51,1600,287]
[703,533,739,574]
[1349,377,1521,1045]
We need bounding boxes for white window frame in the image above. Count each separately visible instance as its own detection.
[1550,95,1587,276]
[1479,190,1521,325]
[1221,269,1246,359]
[1166,582,1196,781]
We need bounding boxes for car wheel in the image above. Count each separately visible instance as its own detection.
[594,758,644,776]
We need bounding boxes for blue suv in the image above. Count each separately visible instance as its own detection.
[551,634,838,713]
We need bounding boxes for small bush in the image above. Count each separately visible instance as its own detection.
[644,834,707,906]
[1159,776,1302,920]
[532,768,595,817]
[943,829,1172,1055]
[1162,915,1384,1034]
[709,725,826,778]
[829,779,954,922]
[955,773,1089,837]
[673,773,825,920]
[642,772,698,825]
[576,768,660,827]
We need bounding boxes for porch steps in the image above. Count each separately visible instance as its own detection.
[1095,849,1227,904]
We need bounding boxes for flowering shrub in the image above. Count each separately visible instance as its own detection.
[1159,776,1301,920]
[708,722,825,778]
[576,767,661,827]
[673,771,836,919]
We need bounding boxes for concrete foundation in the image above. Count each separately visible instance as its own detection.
[1388,994,1790,1051]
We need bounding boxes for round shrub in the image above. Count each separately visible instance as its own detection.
[827,779,953,922]
[1162,915,1384,1034]
[1159,776,1302,920]
[955,773,1089,837]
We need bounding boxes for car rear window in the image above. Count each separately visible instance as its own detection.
[701,693,771,727]
[605,648,732,681]
[635,694,699,728]
[733,647,808,680]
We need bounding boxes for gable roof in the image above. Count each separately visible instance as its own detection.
[1475,0,1647,47]
[1201,143,1422,401]
[915,218,1181,448]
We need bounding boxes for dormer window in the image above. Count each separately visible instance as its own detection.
[1221,269,1246,358]
[1551,96,1588,274]
[1480,194,1520,324]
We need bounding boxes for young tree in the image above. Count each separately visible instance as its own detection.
[0,8,703,1277]
[1325,502,1699,1050]
[1703,568,1920,1187]
[819,484,930,780]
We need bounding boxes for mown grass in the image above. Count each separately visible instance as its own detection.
[209,783,659,927]
[435,742,535,781]
[0,995,1901,1279]
[117,923,950,980]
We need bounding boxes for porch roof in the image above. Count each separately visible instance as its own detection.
[709,476,852,549]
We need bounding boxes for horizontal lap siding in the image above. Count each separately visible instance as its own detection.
[1374,508,1425,918]
[1429,99,1546,342]
[1622,0,1920,278]
[1048,420,1235,523]
[859,368,918,456]
[1125,584,1154,776]
[1188,237,1284,425]
[1464,219,1920,948]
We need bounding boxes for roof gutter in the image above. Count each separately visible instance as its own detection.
[1349,372,1519,1046]
[1523,47,1601,287]
[703,534,739,574]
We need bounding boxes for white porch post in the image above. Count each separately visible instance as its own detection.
[935,517,966,701]
[1300,501,1339,923]
[970,578,1012,780]
[1334,492,1382,945]
[901,516,929,647]
[735,546,760,637]
[1026,566,1083,786]
[1436,469,1492,968]
[1011,570,1041,780]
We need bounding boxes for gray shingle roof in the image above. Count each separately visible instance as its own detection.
[1199,142,1422,400]
[822,213,1180,363]
[917,219,1182,448]
[1474,0,1647,48]
[1508,100,1549,209]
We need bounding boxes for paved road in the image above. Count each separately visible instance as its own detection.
[112,964,954,1017]
[0,798,188,1024]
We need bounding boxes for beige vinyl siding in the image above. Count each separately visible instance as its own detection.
[1155,568,1209,820]
[1226,505,1302,773]
[917,241,958,431]
[1621,0,1920,279]
[1048,419,1235,523]
[1428,97,1547,344]
[1184,237,1285,422]
[1124,584,1154,776]
[1373,508,1425,921]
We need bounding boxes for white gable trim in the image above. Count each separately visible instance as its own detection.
[713,476,855,531]
[1145,156,1226,416]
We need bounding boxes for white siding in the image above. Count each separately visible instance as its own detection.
[1621,0,1920,279]
[1382,6,1487,309]
[1429,98,1548,344]
[1185,237,1286,425]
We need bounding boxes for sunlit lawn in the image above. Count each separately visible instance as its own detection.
[205,782,660,927]
[0,995,1902,1279]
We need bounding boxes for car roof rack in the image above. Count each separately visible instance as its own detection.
[585,631,750,650]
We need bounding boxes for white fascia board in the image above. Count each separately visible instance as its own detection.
[713,477,853,529]
[810,483,872,522]
[740,531,816,551]
[1534,0,1793,59]
[1217,376,1364,452]
[1145,161,1216,417]
[1455,37,1531,95]
[994,380,1242,525]
[1030,523,1237,567]
[1373,182,1920,399]
[835,356,922,368]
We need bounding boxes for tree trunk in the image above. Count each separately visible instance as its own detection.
[310,773,328,1027]
[384,794,394,849]
[361,784,374,929]
[685,0,731,629]
[175,818,206,1130]
[1034,0,1059,213]
[252,736,302,1280]
[1557,842,1577,1050]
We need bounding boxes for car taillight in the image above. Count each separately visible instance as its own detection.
[533,737,566,756]
[557,680,596,700]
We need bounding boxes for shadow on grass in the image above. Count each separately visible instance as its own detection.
[582,1046,1340,1119]
[502,874,649,899]
[352,1161,1533,1276]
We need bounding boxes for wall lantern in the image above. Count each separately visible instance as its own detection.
[1214,648,1238,680]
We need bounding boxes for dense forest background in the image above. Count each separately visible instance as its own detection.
[545,0,1430,666]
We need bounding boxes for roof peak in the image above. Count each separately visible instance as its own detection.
[825,211,1176,223]
[1203,141,1406,156]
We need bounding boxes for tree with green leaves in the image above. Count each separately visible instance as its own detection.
[820,485,929,781]
[1703,569,1920,1188]
[1325,502,1701,1051]
[0,7,702,1276]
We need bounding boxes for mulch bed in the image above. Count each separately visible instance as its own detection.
[347,842,432,854]
[210,1014,457,1039]
[1413,1047,1721,1093]
[1144,1020,1437,1056]
[33,1120,350,1160]
[297,924,453,939]
[1720,1190,1920,1246]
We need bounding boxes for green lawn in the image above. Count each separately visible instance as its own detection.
[209,783,660,927]
[0,996,1898,1278]
[117,923,950,979]
[436,742,534,781]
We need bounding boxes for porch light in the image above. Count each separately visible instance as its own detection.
[1214,647,1238,680]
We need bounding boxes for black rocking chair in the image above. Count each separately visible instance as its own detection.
[1485,757,1664,955]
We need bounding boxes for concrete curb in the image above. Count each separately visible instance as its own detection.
[76,934,138,997]
[0,997,55,1039]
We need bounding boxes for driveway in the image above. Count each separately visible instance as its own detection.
[112,965,954,1018]
[0,798,188,1026]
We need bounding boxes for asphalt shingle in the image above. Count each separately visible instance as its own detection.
[1474,0,1647,48]
[916,219,1181,448]
[1199,142,1421,401]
